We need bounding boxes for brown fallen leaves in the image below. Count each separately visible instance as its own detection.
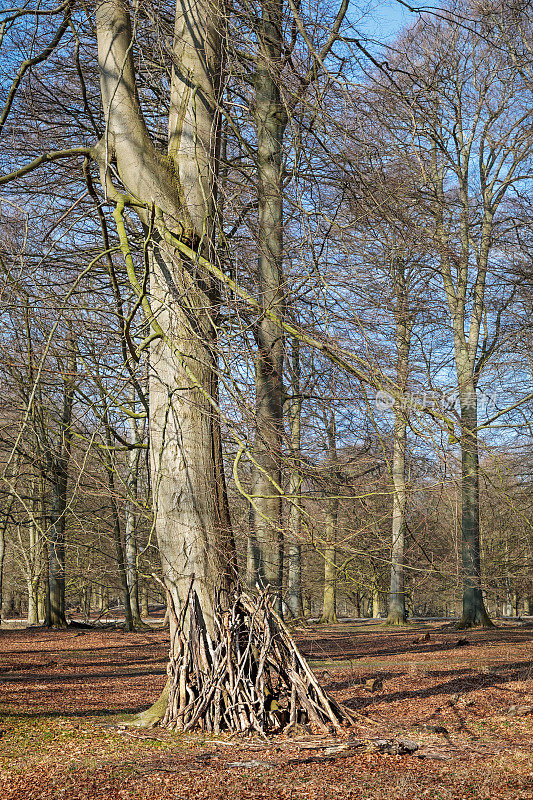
[0,620,531,799]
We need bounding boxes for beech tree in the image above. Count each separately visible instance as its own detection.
[1,0,532,726]
[366,6,533,627]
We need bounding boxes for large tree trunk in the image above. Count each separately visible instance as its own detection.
[251,0,286,609]
[432,137,494,629]
[456,389,493,628]
[387,412,408,625]
[95,0,235,723]
[387,258,411,626]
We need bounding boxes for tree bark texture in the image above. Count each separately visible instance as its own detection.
[47,335,76,627]
[387,264,411,626]
[456,390,493,627]
[287,339,303,617]
[321,415,338,624]
[95,0,235,650]
[251,0,286,607]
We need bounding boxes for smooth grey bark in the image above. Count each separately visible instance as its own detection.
[140,585,149,618]
[428,102,497,627]
[251,0,286,610]
[124,504,141,622]
[320,496,339,624]
[95,0,235,663]
[38,576,46,622]
[26,514,41,625]
[456,390,493,627]
[434,171,494,628]
[386,408,408,625]
[26,580,39,625]
[372,581,386,619]
[17,486,44,626]
[387,257,412,626]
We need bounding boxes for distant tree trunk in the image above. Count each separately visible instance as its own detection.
[25,489,44,626]
[387,389,410,617]
[82,584,91,620]
[387,414,409,626]
[321,498,339,624]
[26,578,39,625]
[387,255,411,626]
[37,580,46,622]
[101,586,109,615]
[48,471,67,626]
[372,582,381,619]
[26,516,40,625]
[124,504,141,623]
[41,541,51,623]
[456,386,493,628]
[46,331,76,627]
[251,0,286,611]
[431,137,494,629]
[140,585,149,618]
[0,520,5,624]
[321,413,338,624]
[124,413,144,625]
[99,391,134,632]
[287,339,303,618]
[302,591,311,618]
[355,591,361,618]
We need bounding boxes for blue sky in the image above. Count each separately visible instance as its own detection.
[353,0,432,41]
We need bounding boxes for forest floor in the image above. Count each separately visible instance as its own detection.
[0,619,531,799]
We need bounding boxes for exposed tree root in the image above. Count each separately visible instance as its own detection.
[455,612,495,630]
[385,611,409,626]
[319,612,338,625]
[161,586,356,735]
[128,680,170,728]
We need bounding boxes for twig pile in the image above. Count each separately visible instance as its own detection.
[162,586,355,735]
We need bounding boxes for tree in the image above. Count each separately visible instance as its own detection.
[93,0,236,638]
[368,5,533,626]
